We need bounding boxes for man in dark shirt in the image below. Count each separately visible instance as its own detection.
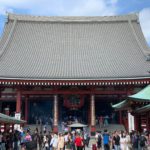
[132,132,139,150]
[113,131,120,150]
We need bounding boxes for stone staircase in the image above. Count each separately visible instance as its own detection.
[24,123,125,134]
[96,124,126,133]
[24,124,52,133]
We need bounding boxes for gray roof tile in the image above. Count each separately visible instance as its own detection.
[0,13,150,80]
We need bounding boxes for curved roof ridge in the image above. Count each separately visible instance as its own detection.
[128,19,150,60]
[7,13,138,22]
[0,19,17,59]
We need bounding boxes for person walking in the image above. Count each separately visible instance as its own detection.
[52,134,58,150]
[97,131,102,150]
[120,131,127,150]
[139,133,147,150]
[113,131,120,150]
[103,129,110,150]
[131,131,139,150]
[75,134,83,150]
[57,133,64,150]
[99,116,103,128]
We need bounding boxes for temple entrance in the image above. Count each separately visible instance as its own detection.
[61,95,88,124]
[29,97,53,124]
[62,107,88,124]
[95,96,119,125]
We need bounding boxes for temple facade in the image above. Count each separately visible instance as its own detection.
[0,13,150,133]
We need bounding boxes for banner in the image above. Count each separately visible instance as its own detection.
[14,113,21,130]
[128,112,135,132]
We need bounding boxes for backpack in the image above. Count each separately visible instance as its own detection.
[97,134,102,144]
[103,134,109,144]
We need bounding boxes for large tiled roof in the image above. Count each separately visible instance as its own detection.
[0,13,150,80]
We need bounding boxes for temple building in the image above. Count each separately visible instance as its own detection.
[0,13,150,133]
[113,85,150,132]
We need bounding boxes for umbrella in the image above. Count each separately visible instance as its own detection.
[0,113,26,124]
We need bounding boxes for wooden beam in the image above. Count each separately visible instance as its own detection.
[0,98,16,101]
[21,90,127,95]
[16,90,21,113]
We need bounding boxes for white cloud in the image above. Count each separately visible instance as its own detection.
[68,0,118,16]
[0,0,118,16]
[139,8,150,45]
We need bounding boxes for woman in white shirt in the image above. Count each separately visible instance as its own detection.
[52,134,58,150]
[120,131,127,150]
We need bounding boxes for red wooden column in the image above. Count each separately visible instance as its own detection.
[25,96,29,122]
[53,95,58,133]
[88,101,91,125]
[134,115,139,131]
[90,94,96,135]
[16,90,21,113]
[148,112,150,131]
[146,113,149,131]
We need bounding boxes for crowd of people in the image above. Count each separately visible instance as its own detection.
[95,129,150,150]
[0,127,90,150]
[0,126,150,150]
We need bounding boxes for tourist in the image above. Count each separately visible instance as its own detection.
[97,131,102,150]
[83,132,90,148]
[32,129,41,150]
[99,116,103,128]
[0,132,2,150]
[139,133,147,150]
[147,133,150,149]
[43,135,49,150]
[1,132,6,150]
[71,131,76,150]
[110,132,115,150]
[126,132,132,150]
[52,134,58,150]
[57,133,64,150]
[75,134,83,150]
[131,131,139,150]
[49,133,54,150]
[13,130,20,150]
[104,115,109,127]
[65,132,73,150]
[95,132,99,143]
[113,131,120,150]
[103,129,110,150]
[120,131,127,150]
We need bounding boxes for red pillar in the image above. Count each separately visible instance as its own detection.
[53,95,58,133]
[134,115,139,131]
[90,94,96,135]
[146,113,149,131]
[16,90,21,113]
[148,112,150,131]
[88,101,91,125]
[25,96,29,122]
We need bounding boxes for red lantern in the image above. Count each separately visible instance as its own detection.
[63,95,84,109]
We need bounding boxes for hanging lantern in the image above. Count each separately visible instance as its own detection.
[63,95,84,109]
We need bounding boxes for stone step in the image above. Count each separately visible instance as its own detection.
[96,123,126,132]
[24,124,52,133]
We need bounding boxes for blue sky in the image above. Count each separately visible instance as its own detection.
[0,0,150,45]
